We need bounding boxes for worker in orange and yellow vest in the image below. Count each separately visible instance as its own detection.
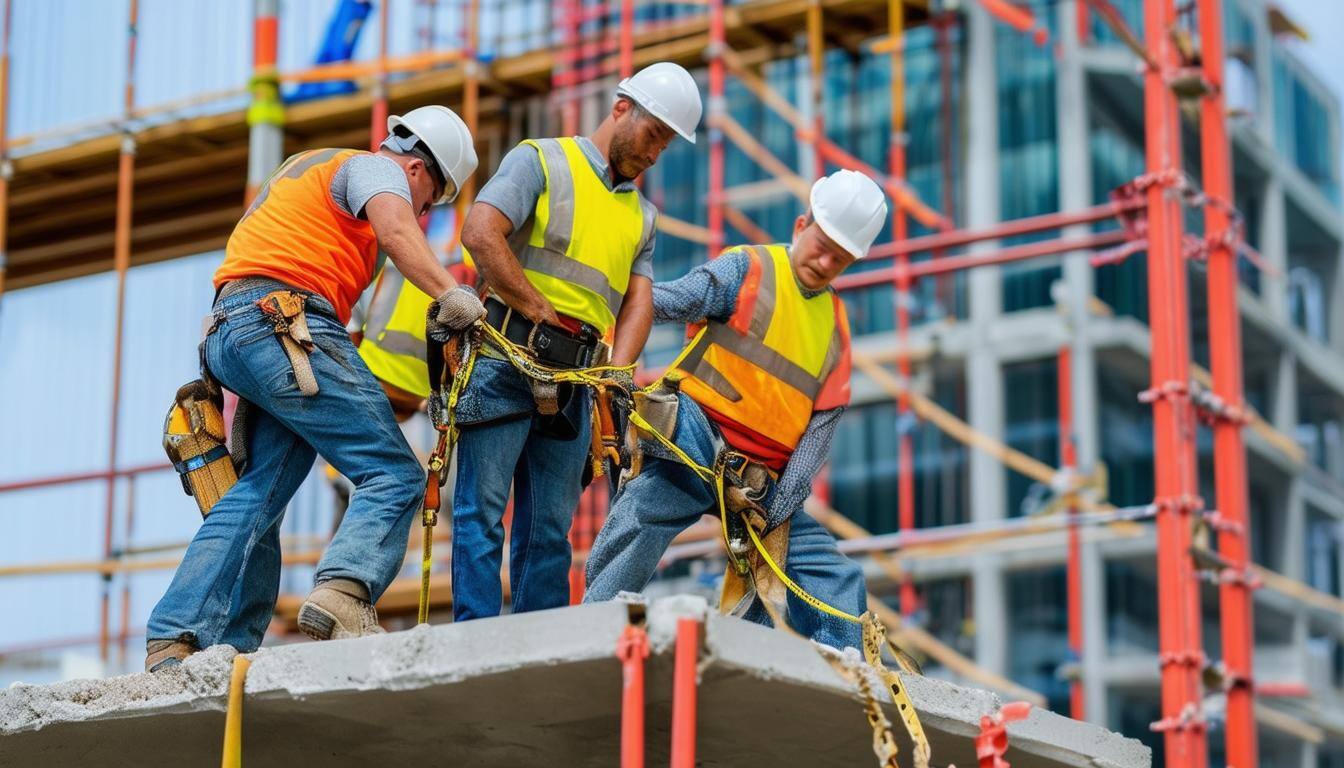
[145,106,482,671]
[451,62,702,620]
[584,170,888,651]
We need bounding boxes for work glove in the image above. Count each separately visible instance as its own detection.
[427,285,486,342]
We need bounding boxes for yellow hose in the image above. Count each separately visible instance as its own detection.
[221,654,251,768]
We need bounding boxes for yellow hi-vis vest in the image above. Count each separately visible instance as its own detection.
[670,244,848,468]
[358,263,434,398]
[506,137,657,338]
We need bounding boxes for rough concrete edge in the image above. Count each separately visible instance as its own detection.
[0,600,632,736]
[698,611,1151,768]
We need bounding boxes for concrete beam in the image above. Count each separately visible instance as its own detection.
[0,597,1149,768]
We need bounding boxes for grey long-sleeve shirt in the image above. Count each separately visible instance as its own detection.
[652,249,847,527]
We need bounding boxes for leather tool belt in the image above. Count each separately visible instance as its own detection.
[484,297,603,370]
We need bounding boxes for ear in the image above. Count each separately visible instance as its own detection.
[612,97,633,121]
[792,214,809,239]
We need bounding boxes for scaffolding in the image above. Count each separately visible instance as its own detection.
[1,2,1343,767]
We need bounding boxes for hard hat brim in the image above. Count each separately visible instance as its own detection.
[387,114,464,204]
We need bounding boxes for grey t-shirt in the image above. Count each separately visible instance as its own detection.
[475,136,655,280]
[330,153,412,219]
[332,153,412,331]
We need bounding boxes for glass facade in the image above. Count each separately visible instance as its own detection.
[830,370,969,532]
[1273,50,1341,205]
[997,18,1061,313]
[1005,566,1071,714]
[1002,358,1059,517]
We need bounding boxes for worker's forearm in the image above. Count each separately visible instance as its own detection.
[464,230,554,323]
[769,406,845,525]
[382,227,457,298]
[610,297,652,367]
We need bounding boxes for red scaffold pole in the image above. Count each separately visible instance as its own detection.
[669,617,699,768]
[1141,1,1207,764]
[616,623,649,768]
[1196,0,1257,764]
[1058,345,1084,721]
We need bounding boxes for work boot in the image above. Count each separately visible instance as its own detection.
[297,578,385,641]
[145,639,197,672]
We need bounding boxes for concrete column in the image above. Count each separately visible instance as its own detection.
[1259,177,1289,323]
[963,1,1006,676]
[1280,479,1305,580]
[1251,0,1276,148]
[1055,0,1107,726]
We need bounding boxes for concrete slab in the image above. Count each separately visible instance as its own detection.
[0,596,1149,768]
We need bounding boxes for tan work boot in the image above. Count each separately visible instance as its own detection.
[297,578,385,641]
[145,639,197,672]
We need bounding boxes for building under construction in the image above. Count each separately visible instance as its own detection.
[0,1,1341,766]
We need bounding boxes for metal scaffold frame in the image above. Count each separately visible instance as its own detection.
[3,4,1342,766]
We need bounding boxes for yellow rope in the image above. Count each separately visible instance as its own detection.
[418,338,478,625]
[221,654,251,768]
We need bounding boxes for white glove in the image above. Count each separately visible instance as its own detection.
[427,286,486,341]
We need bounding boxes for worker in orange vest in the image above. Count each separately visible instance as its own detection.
[146,106,481,671]
[585,170,887,650]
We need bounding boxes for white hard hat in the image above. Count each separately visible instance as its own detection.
[387,105,478,203]
[809,170,888,259]
[615,62,703,144]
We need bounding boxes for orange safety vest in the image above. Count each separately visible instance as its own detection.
[216,148,382,323]
[670,244,852,470]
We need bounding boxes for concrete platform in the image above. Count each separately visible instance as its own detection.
[0,596,1149,767]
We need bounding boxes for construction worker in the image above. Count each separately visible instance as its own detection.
[584,170,887,651]
[144,106,481,671]
[452,62,702,620]
[351,260,438,420]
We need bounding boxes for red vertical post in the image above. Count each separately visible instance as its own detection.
[1141,1,1206,764]
[1076,0,1091,46]
[1197,0,1256,764]
[370,0,390,150]
[935,11,956,321]
[669,618,699,768]
[1058,346,1084,721]
[616,623,649,768]
[561,0,580,136]
[104,0,139,666]
[706,0,725,257]
[888,0,917,617]
[618,0,633,78]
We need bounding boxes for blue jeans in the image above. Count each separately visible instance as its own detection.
[450,356,591,620]
[147,282,424,652]
[584,394,866,649]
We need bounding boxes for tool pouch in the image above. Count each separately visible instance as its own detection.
[256,290,319,396]
[633,380,680,442]
[163,379,238,517]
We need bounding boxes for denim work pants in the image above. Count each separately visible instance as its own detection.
[147,281,424,652]
[449,356,592,620]
[584,394,866,649]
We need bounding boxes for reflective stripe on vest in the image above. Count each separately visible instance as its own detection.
[672,244,843,453]
[509,137,655,336]
[357,264,434,398]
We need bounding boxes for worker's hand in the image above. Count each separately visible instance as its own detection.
[427,285,486,341]
[519,296,562,329]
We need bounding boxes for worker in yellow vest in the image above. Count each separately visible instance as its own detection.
[584,170,888,651]
[146,105,482,671]
[452,62,702,620]
[353,262,436,419]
